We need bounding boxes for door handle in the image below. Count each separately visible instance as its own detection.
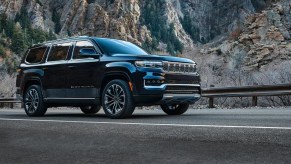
[68,65,76,69]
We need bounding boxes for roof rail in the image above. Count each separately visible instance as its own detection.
[36,36,90,45]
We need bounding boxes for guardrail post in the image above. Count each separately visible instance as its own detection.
[9,102,13,109]
[252,96,257,106]
[252,83,258,106]
[209,85,215,108]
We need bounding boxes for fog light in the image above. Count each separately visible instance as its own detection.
[145,79,164,86]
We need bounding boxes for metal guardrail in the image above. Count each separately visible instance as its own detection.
[202,84,291,108]
[1,84,291,109]
[0,98,22,108]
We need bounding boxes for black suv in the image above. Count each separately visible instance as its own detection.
[16,37,201,118]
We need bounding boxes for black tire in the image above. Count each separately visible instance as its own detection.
[23,85,47,117]
[80,105,101,114]
[102,80,135,119]
[160,104,189,115]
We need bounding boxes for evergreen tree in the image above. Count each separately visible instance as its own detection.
[141,0,184,55]
[52,9,61,34]
[180,14,200,43]
[11,23,27,54]
[48,30,56,40]
[5,20,15,38]
[0,44,4,57]
[15,5,30,29]
[0,14,7,32]
[167,43,175,55]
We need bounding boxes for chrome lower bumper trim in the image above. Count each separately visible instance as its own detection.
[160,93,201,104]
[144,84,200,90]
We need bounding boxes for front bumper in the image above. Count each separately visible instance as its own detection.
[160,93,201,104]
[133,83,201,105]
[132,67,201,105]
[146,84,201,105]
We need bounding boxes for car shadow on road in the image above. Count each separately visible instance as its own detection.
[41,113,174,119]
[1,111,198,119]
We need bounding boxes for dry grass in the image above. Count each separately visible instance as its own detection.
[183,47,291,108]
[0,72,16,97]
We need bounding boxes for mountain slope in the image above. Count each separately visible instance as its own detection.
[0,0,290,74]
[0,0,269,50]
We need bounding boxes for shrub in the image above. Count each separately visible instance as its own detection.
[0,72,16,97]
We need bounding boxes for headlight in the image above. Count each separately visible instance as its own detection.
[135,61,163,68]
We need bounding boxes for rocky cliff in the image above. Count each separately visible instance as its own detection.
[200,0,290,72]
[0,0,290,76]
[0,0,272,47]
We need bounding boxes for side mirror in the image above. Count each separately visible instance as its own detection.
[79,48,99,58]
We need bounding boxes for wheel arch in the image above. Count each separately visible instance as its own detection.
[100,72,132,98]
[23,77,43,98]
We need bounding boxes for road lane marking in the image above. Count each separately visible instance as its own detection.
[0,117,291,130]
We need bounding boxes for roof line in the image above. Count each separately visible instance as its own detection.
[33,36,90,46]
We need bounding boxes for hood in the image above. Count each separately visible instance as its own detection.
[110,54,195,63]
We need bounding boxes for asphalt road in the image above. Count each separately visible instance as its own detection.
[0,108,291,164]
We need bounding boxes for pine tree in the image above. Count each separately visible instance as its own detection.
[0,44,5,57]
[11,23,27,54]
[15,5,30,29]
[141,0,184,55]
[5,20,15,38]
[180,14,200,43]
[52,9,61,34]
[48,30,56,40]
[0,14,6,32]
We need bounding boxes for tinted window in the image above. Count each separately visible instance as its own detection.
[25,47,47,63]
[47,43,71,61]
[95,38,148,55]
[73,41,97,59]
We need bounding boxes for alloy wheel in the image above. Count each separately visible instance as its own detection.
[25,88,39,114]
[104,84,126,115]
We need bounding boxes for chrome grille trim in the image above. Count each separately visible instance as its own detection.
[163,62,197,74]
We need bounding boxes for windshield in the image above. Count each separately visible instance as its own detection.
[95,38,148,55]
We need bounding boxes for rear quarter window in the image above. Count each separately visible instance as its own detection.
[25,47,47,64]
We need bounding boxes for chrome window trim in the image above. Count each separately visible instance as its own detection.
[70,40,101,61]
[24,46,48,65]
[45,42,72,63]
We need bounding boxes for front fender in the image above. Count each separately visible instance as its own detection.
[105,62,137,81]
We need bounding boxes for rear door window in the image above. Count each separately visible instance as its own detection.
[47,43,71,62]
[25,47,47,64]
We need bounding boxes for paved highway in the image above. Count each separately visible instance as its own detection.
[0,108,291,164]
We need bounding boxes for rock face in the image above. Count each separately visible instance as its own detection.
[0,0,268,47]
[0,0,23,19]
[56,0,151,45]
[0,0,152,45]
[0,0,290,73]
[163,0,194,47]
[201,0,291,72]
[181,0,255,43]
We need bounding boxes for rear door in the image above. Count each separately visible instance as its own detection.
[67,40,101,99]
[42,42,72,99]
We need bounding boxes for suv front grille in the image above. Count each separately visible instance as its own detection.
[165,85,200,94]
[163,62,196,74]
